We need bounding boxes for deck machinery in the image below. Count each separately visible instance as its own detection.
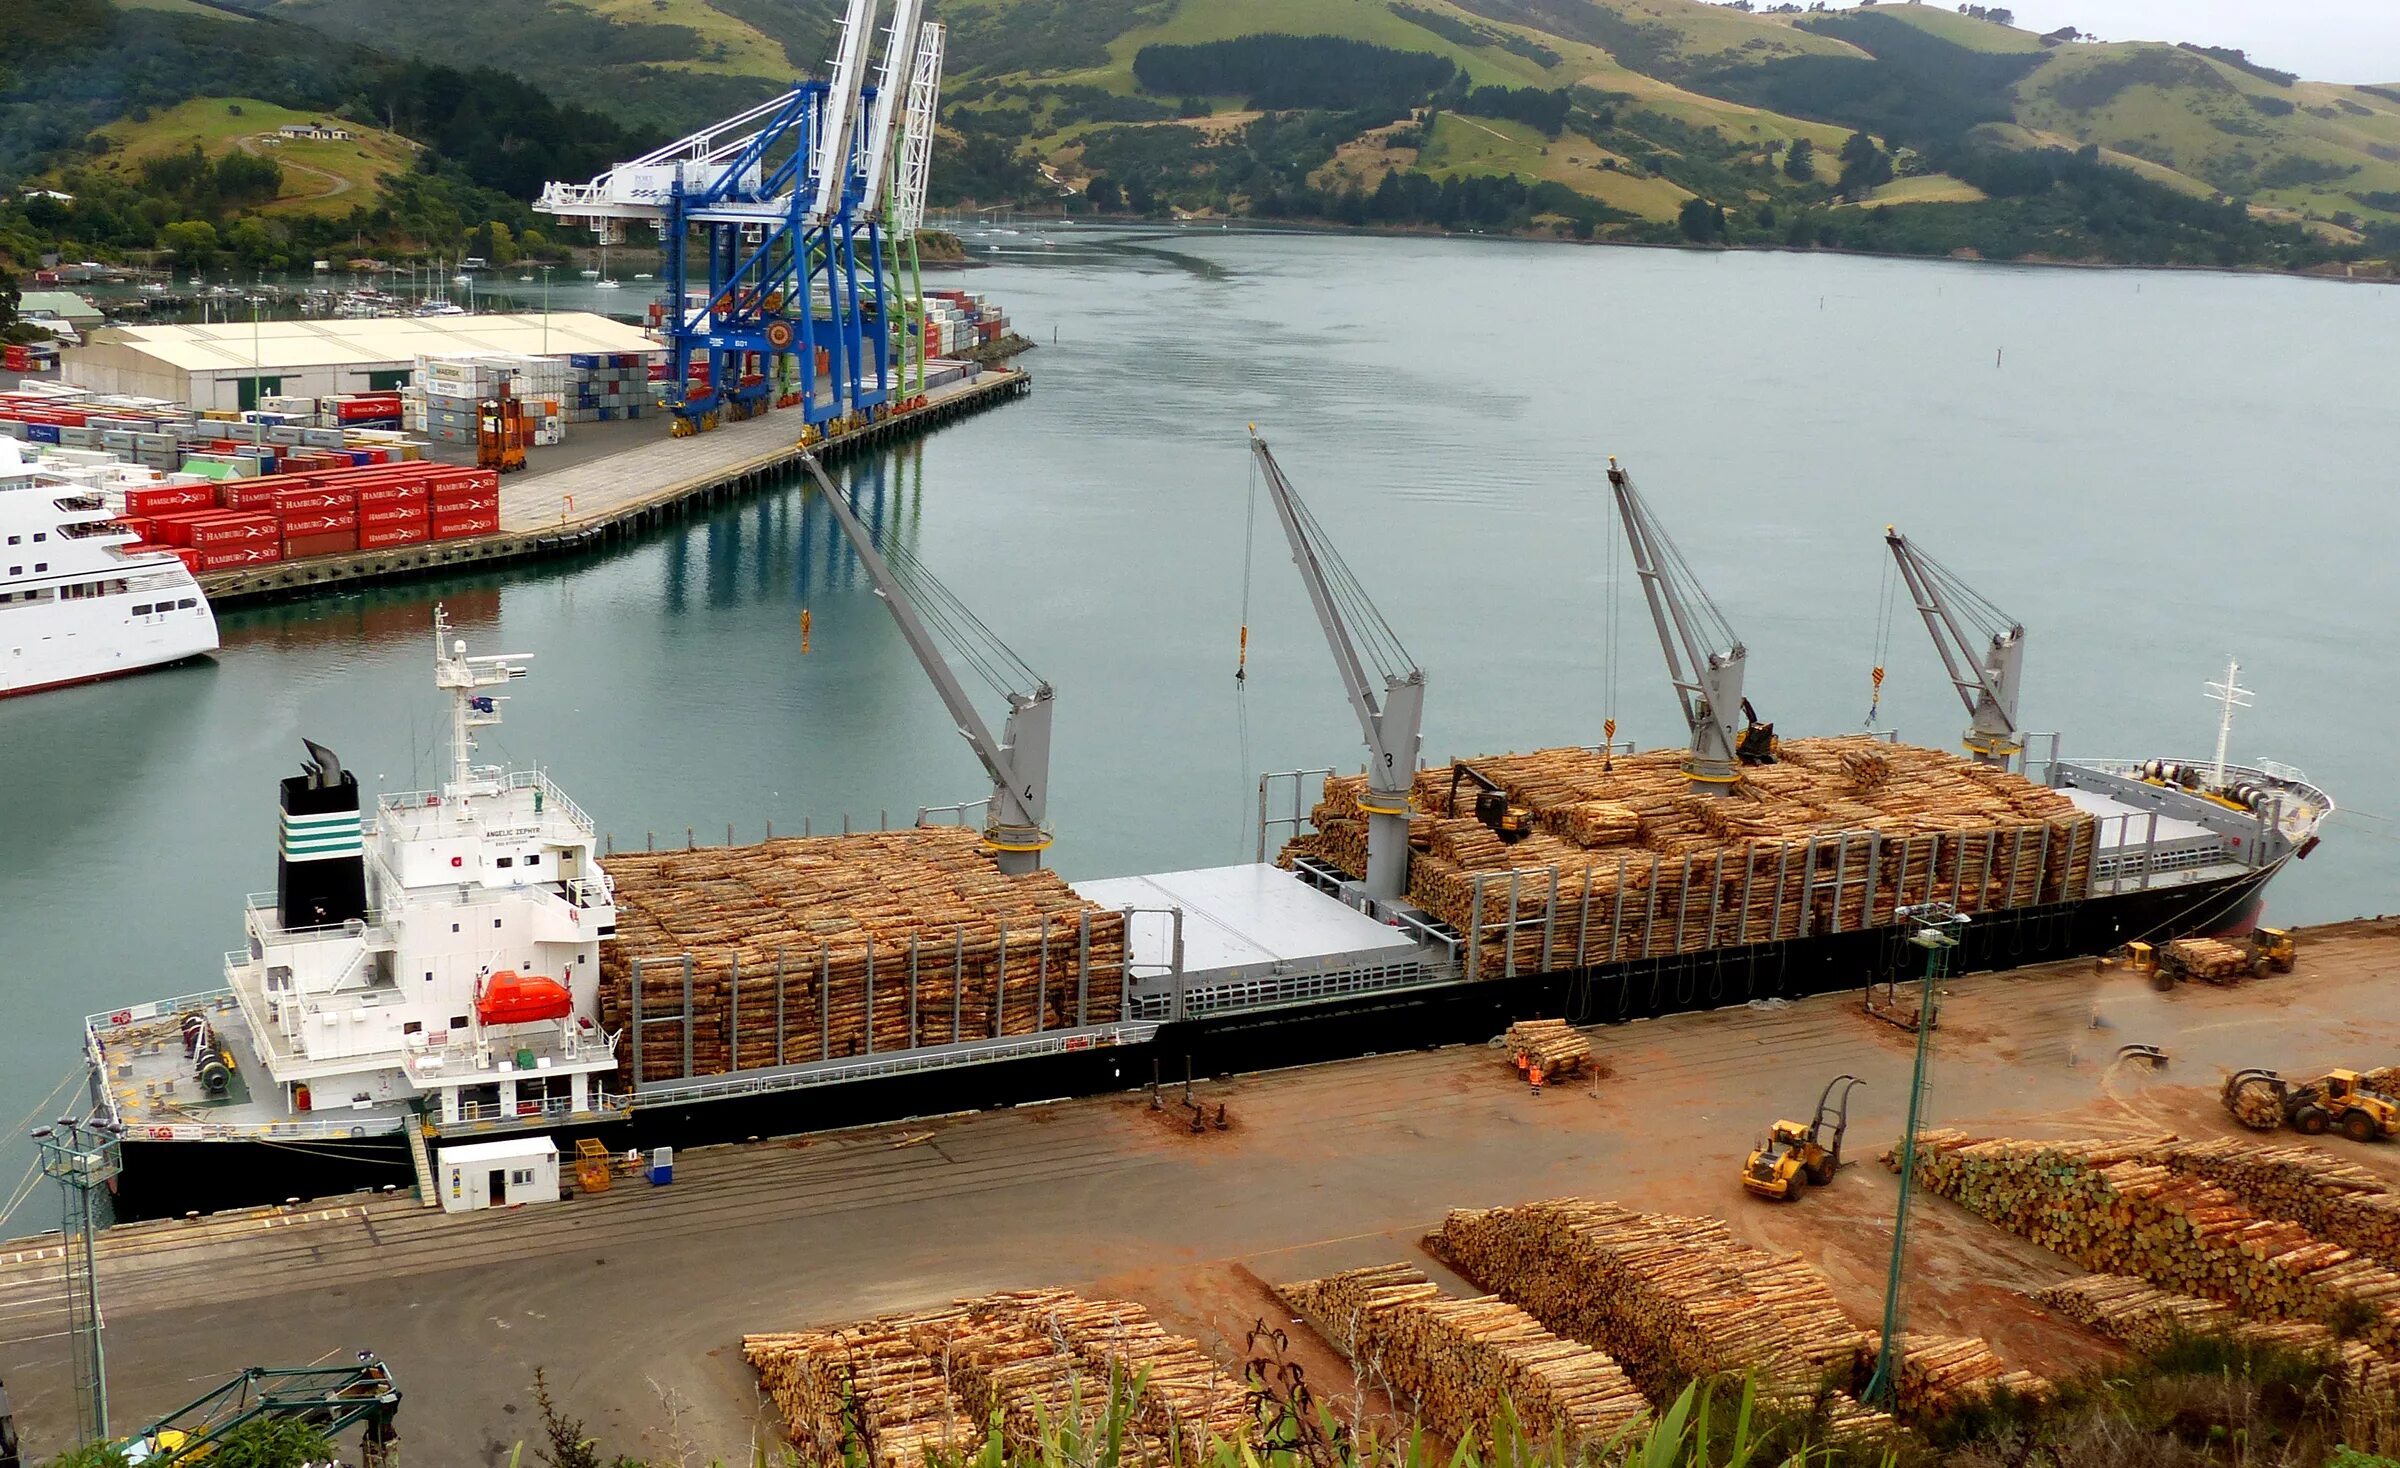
[535,0,946,435]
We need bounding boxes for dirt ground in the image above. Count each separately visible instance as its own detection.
[3,917,2397,1464]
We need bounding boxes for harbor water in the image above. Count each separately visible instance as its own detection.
[2,229,2392,1205]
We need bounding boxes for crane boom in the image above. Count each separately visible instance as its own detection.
[808,0,883,224]
[801,455,1054,871]
[1249,431,1424,904]
[1606,458,1753,795]
[856,0,924,215]
[891,22,945,235]
[1884,528,2024,765]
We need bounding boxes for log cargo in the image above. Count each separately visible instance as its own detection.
[1281,1263,1648,1445]
[1429,1199,1870,1404]
[1892,1132,2400,1351]
[2165,937,2254,983]
[1503,1019,1594,1081]
[2154,1136,2400,1272]
[1282,740,2096,978]
[744,1291,1252,1467]
[602,829,1126,1084]
[2222,1075,2287,1131]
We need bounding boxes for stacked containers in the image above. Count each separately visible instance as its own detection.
[416,354,570,449]
[566,352,657,423]
[123,463,505,567]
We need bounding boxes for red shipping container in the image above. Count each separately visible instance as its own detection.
[357,483,430,506]
[359,502,428,531]
[191,517,281,548]
[281,510,359,537]
[173,548,203,573]
[360,521,429,549]
[275,487,354,514]
[221,484,282,510]
[432,493,499,517]
[284,530,359,559]
[113,516,151,539]
[200,543,283,570]
[124,485,218,515]
[150,512,243,547]
[432,513,499,540]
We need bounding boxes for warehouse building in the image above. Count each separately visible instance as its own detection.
[65,313,661,410]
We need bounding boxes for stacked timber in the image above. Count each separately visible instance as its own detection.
[2367,1068,2400,1098]
[2036,1275,2400,1408]
[1282,1263,1647,1446]
[2166,937,2254,983]
[1280,740,2096,980]
[2223,1074,2288,1131]
[745,1291,1254,1466]
[601,829,1126,1084]
[1869,1334,2046,1416]
[1430,1199,1869,1402]
[1504,1019,1593,1080]
[2156,1137,2400,1271]
[1892,1132,2400,1351]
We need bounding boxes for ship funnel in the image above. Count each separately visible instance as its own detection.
[278,738,368,930]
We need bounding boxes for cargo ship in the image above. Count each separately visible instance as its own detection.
[79,450,2334,1220]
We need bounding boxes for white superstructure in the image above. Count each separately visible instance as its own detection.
[0,438,216,696]
[87,608,623,1141]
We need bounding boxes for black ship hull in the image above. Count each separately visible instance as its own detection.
[105,867,2274,1222]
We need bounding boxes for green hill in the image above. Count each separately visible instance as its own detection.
[84,97,421,217]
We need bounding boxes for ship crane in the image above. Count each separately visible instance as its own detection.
[800,455,1054,873]
[1250,430,1424,905]
[1607,458,1768,797]
[1883,528,2024,767]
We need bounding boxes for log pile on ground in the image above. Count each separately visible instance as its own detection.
[603,829,1125,1084]
[1870,1333,2047,1415]
[1280,1263,1647,1446]
[1428,1199,1889,1435]
[1893,1132,2400,1350]
[2166,937,2254,983]
[1504,1019,1594,1081]
[744,1292,1252,1467]
[2156,1137,2400,1271]
[2036,1274,2400,1407]
[1280,740,2095,978]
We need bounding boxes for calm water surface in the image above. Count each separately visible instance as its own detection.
[2,231,2393,1199]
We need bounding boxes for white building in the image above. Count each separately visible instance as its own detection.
[277,122,355,141]
[438,1136,560,1212]
[64,313,661,410]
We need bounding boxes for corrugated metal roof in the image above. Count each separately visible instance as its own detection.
[78,313,660,373]
[20,290,103,322]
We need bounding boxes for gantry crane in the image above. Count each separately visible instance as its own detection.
[1250,430,1424,904]
[1883,528,2024,767]
[800,455,1054,873]
[1606,458,1770,796]
[886,21,945,404]
[536,0,945,435]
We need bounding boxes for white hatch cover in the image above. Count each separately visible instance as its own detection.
[2061,788,2215,848]
[1073,863,1420,981]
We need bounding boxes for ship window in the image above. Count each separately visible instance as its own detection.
[402,1020,423,1035]
[451,1015,470,1030]
[3,536,15,545]
[451,923,460,933]
[7,568,17,577]
[33,563,45,573]
[495,857,513,868]
[31,533,44,543]
[133,604,151,615]
[493,918,503,929]
[524,853,540,866]
[177,598,196,609]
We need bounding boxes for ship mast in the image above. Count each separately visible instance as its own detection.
[2205,657,2252,790]
[431,606,531,797]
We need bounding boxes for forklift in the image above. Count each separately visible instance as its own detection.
[476,381,528,474]
[1742,1075,1864,1201]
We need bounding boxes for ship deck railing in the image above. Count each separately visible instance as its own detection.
[627,1025,1162,1109]
[2054,757,2335,837]
[377,767,597,843]
[431,1089,631,1139]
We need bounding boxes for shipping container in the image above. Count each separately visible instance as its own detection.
[360,521,429,549]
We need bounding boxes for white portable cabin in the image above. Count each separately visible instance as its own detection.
[437,1135,560,1213]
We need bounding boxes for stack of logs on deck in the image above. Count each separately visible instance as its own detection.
[1280,1263,1648,1446]
[2037,1275,2400,1407]
[601,829,1126,1084]
[744,1290,1253,1468]
[1280,740,2096,978]
[1894,1132,2400,1351]
[1503,1019,1594,1080]
[1428,1200,1902,1435]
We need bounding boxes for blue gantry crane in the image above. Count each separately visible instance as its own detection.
[535,0,944,438]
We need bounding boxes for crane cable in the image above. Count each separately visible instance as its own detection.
[1234,445,1257,856]
[1867,550,1899,728]
[1601,474,1621,771]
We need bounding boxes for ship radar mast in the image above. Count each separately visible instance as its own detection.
[2205,657,2253,790]
[432,606,532,797]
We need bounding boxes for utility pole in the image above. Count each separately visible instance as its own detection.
[30,1117,124,1445]
[1863,902,1967,1407]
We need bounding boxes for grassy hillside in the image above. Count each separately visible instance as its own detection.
[84,96,419,216]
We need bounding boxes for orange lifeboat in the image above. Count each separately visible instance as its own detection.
[477,969,574,1027]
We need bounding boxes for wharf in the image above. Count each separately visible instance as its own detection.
[1,915,2394,1463]
[194,367,1032,607]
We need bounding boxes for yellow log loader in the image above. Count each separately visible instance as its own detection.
[1742,1074,1863,1201]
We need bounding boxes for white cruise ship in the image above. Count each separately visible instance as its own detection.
[0,438,218,696]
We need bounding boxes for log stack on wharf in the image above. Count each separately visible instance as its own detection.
[1895,1132,2400,1350]
[2036,1275,2400,1409]
[1280,1263,1648,1447]
[1503,1019,1594,1082]
[602,829,1126,1085]
[2164,937,2256,983]
[2154,1137,2400,1271]
[1282,739,2097,978]
[1427,1199,1892,1434]
[1869,1334,2048,1416]
[744,1291,1252,1467]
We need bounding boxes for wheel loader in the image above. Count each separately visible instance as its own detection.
[2222,1068,2400,1142]
[1742,1075,1863,1200]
